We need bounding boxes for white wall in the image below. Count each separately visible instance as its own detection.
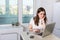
[53,2,60,37]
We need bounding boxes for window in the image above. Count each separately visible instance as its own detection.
[0,0,18,24]
[22,0,33,23]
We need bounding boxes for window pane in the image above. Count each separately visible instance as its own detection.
[9,0,18,16]
[0,0,5,15]
[9,0,18,24]
[0,0,6,24]
[22,0,33,23]
[0,0,18,24]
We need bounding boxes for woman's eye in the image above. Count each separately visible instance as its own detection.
[40,13,42,15]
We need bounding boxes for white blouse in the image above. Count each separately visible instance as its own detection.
[29,18,46,33]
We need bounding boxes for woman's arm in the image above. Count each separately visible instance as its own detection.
[29,24,33,32]
[43,23,46,30]
[29,24,40,33]
[33,29,40,33]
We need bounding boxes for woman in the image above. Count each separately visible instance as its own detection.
[29,7,47,34]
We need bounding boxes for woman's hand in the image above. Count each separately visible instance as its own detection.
[33,29,40,33]
[42,16,45,20]
[41,16,46,25]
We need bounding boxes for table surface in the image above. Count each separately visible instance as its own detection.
[20,31,60,40]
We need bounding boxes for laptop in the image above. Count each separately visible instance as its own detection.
[29,22,56,38]
[42,22,56,37]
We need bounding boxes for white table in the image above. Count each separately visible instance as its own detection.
[20,31,60,40]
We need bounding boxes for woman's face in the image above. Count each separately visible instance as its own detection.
[38,11,45,19]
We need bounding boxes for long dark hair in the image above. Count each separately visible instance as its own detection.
[33,7,47,26]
